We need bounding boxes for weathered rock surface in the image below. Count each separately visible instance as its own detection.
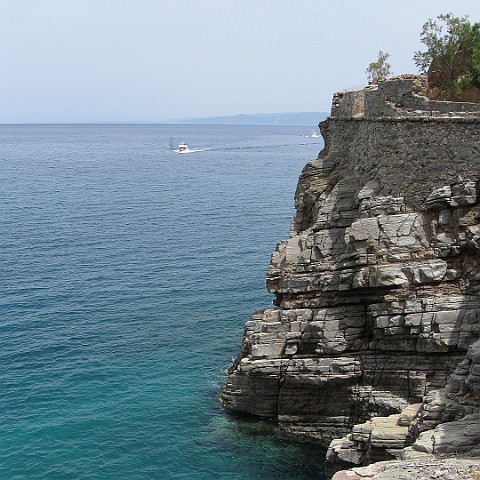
[331,457,480,480]
[221,77,480,478]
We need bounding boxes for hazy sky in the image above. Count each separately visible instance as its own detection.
[1,0,480,123]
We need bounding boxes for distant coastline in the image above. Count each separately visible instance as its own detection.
[165,112,328,126]
[0,112,330,128]
[0,112,329,126]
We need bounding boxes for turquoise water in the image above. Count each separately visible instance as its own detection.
[0,124,326,479]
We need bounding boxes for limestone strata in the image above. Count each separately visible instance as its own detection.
[331,457,480,480]
[221,77,480,476]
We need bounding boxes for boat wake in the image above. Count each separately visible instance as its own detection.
[208,142,322,151]
[168,136,322,155]
[173,148,207,154]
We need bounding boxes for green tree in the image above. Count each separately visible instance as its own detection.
[366,51,393,84]
[413,13,480,98]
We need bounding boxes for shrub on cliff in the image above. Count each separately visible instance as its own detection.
[366,51,393,84]
[414,13,480,101]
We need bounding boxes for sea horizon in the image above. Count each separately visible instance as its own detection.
[0,111,328,127]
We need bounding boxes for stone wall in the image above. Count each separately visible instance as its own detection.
[332,76,480,119]
[220,76,480,478]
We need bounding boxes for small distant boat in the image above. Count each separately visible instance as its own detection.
[177,142,190,153]
[307,129,320,138]
[173,142,205,154]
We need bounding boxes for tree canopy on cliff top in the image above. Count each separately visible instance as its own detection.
[414,13,480,100]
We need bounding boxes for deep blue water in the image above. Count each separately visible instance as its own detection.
[0,124,325,480]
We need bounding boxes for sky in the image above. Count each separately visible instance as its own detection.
[1,0,480,123]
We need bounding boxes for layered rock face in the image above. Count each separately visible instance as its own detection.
[221,77,480,476]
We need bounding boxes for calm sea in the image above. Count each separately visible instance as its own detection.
[0,124,325,480]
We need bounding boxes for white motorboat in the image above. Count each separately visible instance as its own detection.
[177,142,190,153]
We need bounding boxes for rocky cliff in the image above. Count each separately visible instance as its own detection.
[221,76,480,478]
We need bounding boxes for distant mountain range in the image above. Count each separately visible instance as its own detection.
[166,112,328,126]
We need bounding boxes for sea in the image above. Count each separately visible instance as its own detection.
[0,124,326,480]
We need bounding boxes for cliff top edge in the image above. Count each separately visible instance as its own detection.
[331,75,480,121]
